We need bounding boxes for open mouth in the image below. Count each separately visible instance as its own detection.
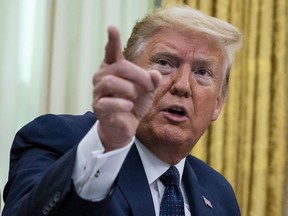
[166,107,186,116]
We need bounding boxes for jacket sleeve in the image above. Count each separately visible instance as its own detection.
[2,112,111,216]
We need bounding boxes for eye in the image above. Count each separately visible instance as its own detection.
[157,59,172,67]
[194,68,212,77]
[152,58,175,75]
[193,68,214,85]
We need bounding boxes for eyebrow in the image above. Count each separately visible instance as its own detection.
[151,51,178,57]
[193,59,218,67]
[150,51,218,68]
[149,52,181,62]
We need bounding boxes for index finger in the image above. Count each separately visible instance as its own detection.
[104,26,125,64]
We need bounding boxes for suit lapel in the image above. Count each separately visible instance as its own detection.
[117,145,156,216]
[183,160,217,216]
[117,145,218,216]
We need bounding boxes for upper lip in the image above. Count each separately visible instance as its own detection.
[163,105,188,117]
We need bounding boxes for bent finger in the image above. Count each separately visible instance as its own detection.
[93,75,138,100]
[93,97,134,115]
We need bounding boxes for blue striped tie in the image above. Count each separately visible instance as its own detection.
[159,166,185,216]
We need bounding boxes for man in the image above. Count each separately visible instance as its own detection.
[2,6,242,216]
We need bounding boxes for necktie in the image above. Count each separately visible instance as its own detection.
[159,166,185,216]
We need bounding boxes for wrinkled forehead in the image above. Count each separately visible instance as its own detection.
[154,26,224,47]
[145,27,226,59]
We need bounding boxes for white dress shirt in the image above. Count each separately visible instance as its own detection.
[135,139,191,216]
[72,121,191,215]
[72,122,133,200]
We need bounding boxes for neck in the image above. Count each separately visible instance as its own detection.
[136,133,190,165]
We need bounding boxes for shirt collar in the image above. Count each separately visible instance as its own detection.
[135,138,186,185]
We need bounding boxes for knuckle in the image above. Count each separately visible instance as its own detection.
[126,87,137,99]
[92,73,99,85]
[101,75,115,89]
[115,59,129,71]
[92,69,106,85]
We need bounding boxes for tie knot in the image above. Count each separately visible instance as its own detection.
[159,166,180,187]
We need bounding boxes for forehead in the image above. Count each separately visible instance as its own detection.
[144,28,225,63]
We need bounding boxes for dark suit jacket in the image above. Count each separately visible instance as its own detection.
[2,112,240,216]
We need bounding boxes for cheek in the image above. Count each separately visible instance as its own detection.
[193,90,220,114]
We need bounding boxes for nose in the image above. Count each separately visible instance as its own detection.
[170,66,191,97]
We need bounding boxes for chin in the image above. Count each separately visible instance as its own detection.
[153,124,192,145]
[138,117,196,147]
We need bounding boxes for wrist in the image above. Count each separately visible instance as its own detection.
[97,124,133,152]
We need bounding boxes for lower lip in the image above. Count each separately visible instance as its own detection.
[162,111,188,122]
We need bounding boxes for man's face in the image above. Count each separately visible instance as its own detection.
[135,28,227,156]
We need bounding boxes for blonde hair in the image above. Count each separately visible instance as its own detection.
[123,5,243,93]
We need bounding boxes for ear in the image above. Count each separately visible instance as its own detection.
[211,96,225,121]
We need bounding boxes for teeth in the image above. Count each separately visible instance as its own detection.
[168,107,185,116]
[172,107,183,112]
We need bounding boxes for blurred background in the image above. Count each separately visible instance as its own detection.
[0,0,287,215]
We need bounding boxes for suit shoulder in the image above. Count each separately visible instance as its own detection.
[22,111,95,137]
[30,111,96,129]
[13,112,96,154]
[186,155,233,190]
[186,155,240,214]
